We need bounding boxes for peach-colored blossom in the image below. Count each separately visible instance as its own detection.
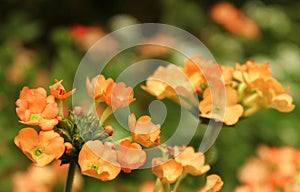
[49,79,75,100]
[138,180,163,192]
[238,157,270,185]
[199,86,244,125]
[117,139,146,173]
[105,82,135,108]
[16,87,59,131]
[198,174,223,192]
[86,75,114,102]
[174,146,210,176]
[152,158,183,184]
[234,60,295,113]
[128,114,160,147]
[12,165,56,192]
[14,128,65,166]
[78,140,121,181]
[210,2,260,39]
[142,64,194,99]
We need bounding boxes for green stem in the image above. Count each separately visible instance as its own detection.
[242,92,260,107]
[64,160,76,192]
[154,178,162,192]
[173,171,187,192]
[243,104,261,117]
[99,106,113,125]
[59,100,64,118]
[162,182,171,192]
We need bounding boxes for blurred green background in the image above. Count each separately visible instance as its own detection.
[0,0,299,191]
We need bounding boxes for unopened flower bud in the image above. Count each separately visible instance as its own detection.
[64,142,73,154]
[104,125,114,135]
[73,106,83,115]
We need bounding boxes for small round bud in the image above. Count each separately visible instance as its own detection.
[64,142,73,154]
[73,106,83,115]
[104,125,114,135]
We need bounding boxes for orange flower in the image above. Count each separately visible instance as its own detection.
[174,146,210,176]
[86,75,114,102]
[14,128,65,166]
[128,114,160,147]
[210,2,260,39]
[16,87,59,131]
[12,165,56,192]
[234,60,271,86]
[198,174,223,192]
[152,158,183,184]
[238,158,270,185]
[199,86,244,125]
[183,56,225,94]
[234,60,295,113]
[116,139,147,173]
[78,140,121,181]
[142,64,194,99]
[105,82,135,108]
[49,79,75,100]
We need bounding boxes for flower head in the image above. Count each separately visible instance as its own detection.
[105,82,135,108]
[198,174,223,192]
[199,86,244,125]
[128,114,160,147]
[117,139,147,173]
[16,87,59,131]
[86,75,114,102]
[174,146,210,176]
[210,2,260,39]
[49,79,75,100]
[152,158,183,184]
[78,140,121,181]
[14,128,65,166]
[142,64,194,99]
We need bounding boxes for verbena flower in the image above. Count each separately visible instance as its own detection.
[16,87,59,131]
[128,114,161,147]
[14,128,65,166]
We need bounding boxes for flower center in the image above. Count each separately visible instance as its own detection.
[90,162,101,174]
[30,114,41,123]
[33,147,44,158]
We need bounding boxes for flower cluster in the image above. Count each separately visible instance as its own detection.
[235,145,300,192]
[12,160,83,192]
[209,2,260,39]
[151,145,223,191]
[14,74,224,192]
[142,56,295,126]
